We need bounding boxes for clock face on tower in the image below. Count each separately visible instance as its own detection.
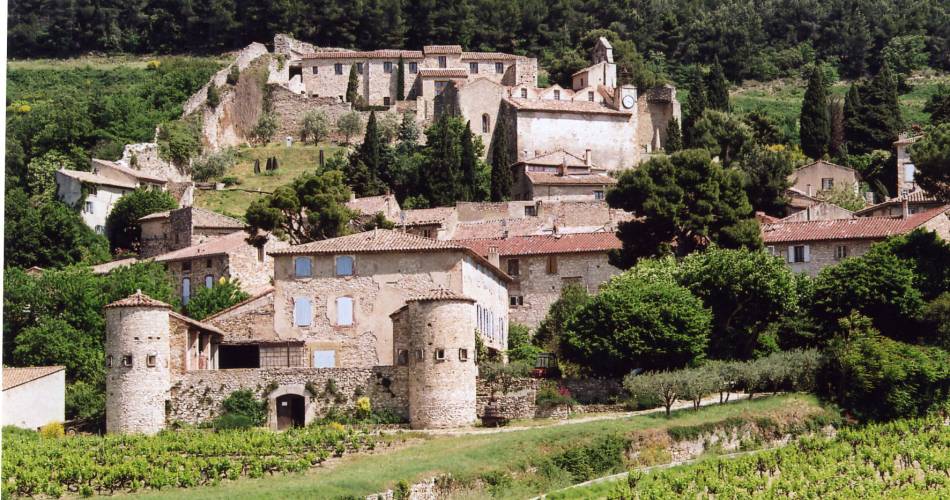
[622,95,635,109]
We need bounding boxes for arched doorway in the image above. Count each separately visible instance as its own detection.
[275,394,305,430]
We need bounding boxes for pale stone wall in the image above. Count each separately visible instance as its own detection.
[2,371,65,430]
[164,236,285,300]
[527,183,611,202]
[460,258,509,351]
[168,366,409,426]
[458,78,507,152]
[475,377,537,420]
[105,306,171,434]
[513,110,639,171]
[782,203,854,222]
[456,201,538,222]
[789,164,859,198]
[922,210,950,239]
[269,85,352,142]
[637,97,675,153]
[769,239,876,276]
[206,291,274,343]
[119,143,188,183]
[507,252,619,329]
[55,173,129,233]
[407,300,477,429]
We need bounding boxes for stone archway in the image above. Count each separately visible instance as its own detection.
[267,385,311,430]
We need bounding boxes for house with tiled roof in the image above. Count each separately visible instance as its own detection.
[894,134,924,195]
[761,205,950,275]
[457,232,622,328]
[3,366,65,429]
[854,190,942,218]
[510,149,617,202]
[787,160,861,199]
[138,206,247,258]
[345,193,401,222]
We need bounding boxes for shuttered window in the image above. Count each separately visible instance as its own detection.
[337,297,353,326]
[293,297,312,326]
[294,257,312,277]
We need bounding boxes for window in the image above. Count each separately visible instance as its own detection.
[525,205,537,216]
[414,349,424,362]
[204,275,214,288]
[821,178,834,191]
[396,349,409,365]
[790,245,809,263]
[546,255,558,274]
[507,259,520,276]
[122,355,133,367]
[588,91,595,102]
[335,255,354,276]
[336,296,353,326]
[409,62,418,73]
[313,350,335,368]
[334,63,343,75]
[106,355,113,368]
[182,277,191,305]
[594,190,605,200]
[384,61,393,73]
[510,295,524,307]
[356,63,364,74]
[482,114,490,133]
[495,62,504,74]
[89,186,98,196]
[422,229,432,238]
[384,96,391,106]
[182,261,192,272]
[905,164,916,183]
[438,56,447,68]
[84,201,94,213]
[459,348,469,361]
[293,297,312,327]
[469,62,478,74]
[312,66,318,75]
[435,348,446,361]
[146,354,157,367]
[767,245,776,256]
[294,257,312,277]
[520,88,527,98]
[835,245,849,260]
[434,81,448,95]
[553,90,560,100]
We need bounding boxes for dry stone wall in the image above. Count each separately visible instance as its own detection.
[475,377,537,421]
[269,85,352,143]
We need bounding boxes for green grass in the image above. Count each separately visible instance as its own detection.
[129,394,821,500]
[7,55,227,71]
[195,143,347,220]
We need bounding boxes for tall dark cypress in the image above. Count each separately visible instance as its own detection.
[460,122,478,201]
[396,56,406,101]
[843,83,864,153]
[490,118,513,202]
[706,57,731,111]
[683,67,708,147]
[347,111,385,196]
[346,63,359,104]
[799,67,830,159]
[665,117,683,153]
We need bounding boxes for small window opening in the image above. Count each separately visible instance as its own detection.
[459,349,469,361]
[106,355,113,368]
[147,354,157,367]
[435,348,446,361]
[122,355,133,367]
[397,349,409,366]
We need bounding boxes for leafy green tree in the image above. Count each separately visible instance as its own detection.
[460,122,479,201]
[882,35,929,77]
[743,111,786,146]
[800,66,830,159]
[738,145,793,216]
[924,86,950,126]
[105,188,178,252]
[922,293,950,349]
[705,57,730,111]
[534,284,590,353]
[337,111,363,144]
[691,110,753,166]
[682,67,708,147]
[206,84,221,108]
[157,118,202,165]
[843,83,867,153]
[507,323,540,364]
[490,117,513,201]
[245,169,354,244]
[562,277,711,377]
[678,248,798,360]
[819,184,866,211]
[396,56,406,100]
[251,112,278,145]
[848,65,904,153]
[4,189,110,269]
[866,229,950,302]
[26,150,73,199]
[300,110,330,144]
[665,117,682,153]
[910,123,950,201]
[346,63,360,104]
[184,277,250,320]
[418,114,479,206]
[623,370,683,417]
[607,149,761,267]
[13,317,103,382]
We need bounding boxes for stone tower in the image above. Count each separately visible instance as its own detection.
[104,291,172,435]
[405,289,478,429]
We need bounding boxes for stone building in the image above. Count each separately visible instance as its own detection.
[761,205,950,275]
[456,232,622,328]
[509,149,617,202]
[780,202,855,222]
[787,160,860,199]
[854,191,943,218]
[894,134,923,196]
[153,230,288,304]
[138,206,246,258]
[2,366,65,430]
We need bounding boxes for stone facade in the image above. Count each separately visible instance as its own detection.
[269,85,354,143]
[767,239,877,276]
[894,135,922,195]
[781,202,854,222]
[475,377,538,421]
[788,160,860,198]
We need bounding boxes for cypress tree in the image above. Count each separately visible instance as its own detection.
[706,57,730,111]
[460,122,478,201]
[423,114,464,206]
[346,63,360,105]
[800,66,831,159]
[843,83,865,153]
[683,67,708,147]
[396,56,406,101]
[665,117,683,153]
[348,111,385,195]
[490,118,513,202]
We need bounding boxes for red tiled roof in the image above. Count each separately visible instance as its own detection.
[400,207,455,226]
[854,191,941,215]
[169,311,226,336]
[407,288,475,303]
[153,231,252,263]
[105,290,172,309]
[456,232,621,257]
[461,52,519,60]
[57,169,138,190]
[526,172,617,186]
[424,45,463,54]
[271,229,462,255]
[761,206,949,243]
[93,158,167,184]
[793,159,857,175]
[505,98,632,116]
[756,212,780,224]
[301,49,423,60]
[418,68,468,78]
[3,366,65,391]
[346,194,398,216]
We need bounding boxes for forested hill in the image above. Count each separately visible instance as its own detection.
[9,0,950,85]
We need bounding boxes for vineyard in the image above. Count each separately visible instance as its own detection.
[1,424,385,498]
[552,416,950,499]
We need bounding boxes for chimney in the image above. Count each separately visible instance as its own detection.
[902,198,909,219]
[585,149,592,167]
[558,159,567,176]
[806,184,813,197]
[487,246,500,267]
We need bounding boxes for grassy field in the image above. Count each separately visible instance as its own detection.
[129,394,823,500]
[7,54,228,71]
[195,144,348,220]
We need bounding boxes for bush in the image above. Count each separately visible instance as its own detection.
[300,110,330,144]
[535,380,575,409]
[213,413,257,430]
[191,148,237,182]
[221,176,241,186]
[219,389,266,426]
[252,112,278,144]
[226,65,240,85]
[922,293,950,349]
[184,277,250,320]
[65,380,105,424]
[157,117,202,165]
[206,84,220,108]
[38,422,64,438]
[546,434,628,482]
[507,323,541,364]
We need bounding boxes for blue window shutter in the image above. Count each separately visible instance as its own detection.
[295,257,312,277]
[294,297,311,326]
[337,297,353,326]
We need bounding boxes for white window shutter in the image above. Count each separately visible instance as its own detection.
[787,246,794,263]
[294,297,312,326]
[803,245,811,262]
[337,297,353,326]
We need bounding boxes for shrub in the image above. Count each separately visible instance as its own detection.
[157,117,202,165]
[547,434,628,482]
[221,176,241,186]
[220,389,266,426]
[252,112,278,144]
[507,322,541,364]
[191,148,237,182]
[355,396,371,419]
[206,84,220,108]
[536,380,575,409]
[337,111,363,144]
[38,422,64,439]
[184,277,250,320]
[213,413,257,430]
[300,110,330,144]
[146,60,161,70]
[226,65,240,85]
[922,293,950,349]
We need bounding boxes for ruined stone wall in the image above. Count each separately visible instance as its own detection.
[139,218,171,258]
[514,110,639,171]
[105,307,170,435]
[227,236,288,294]
[561,377,624,404]
[269,85,352,143]
[206,291,274,343]
[274,34,317,58]
[637,96,675,154]
[119,142,188,183]
[770,239,876,276]
[514,57,539,87]
[475,377,537,421]
[168,366,409,425]
[407,300,477,429]
[507,252,619,329]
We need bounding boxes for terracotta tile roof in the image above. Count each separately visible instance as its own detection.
[270,229,463,255]
[456,232,621,257]
[93,158,167,184]
[346,194,399,216]
[153,231,252,263]
[755,212,781,224]
[302,49,423,60]
[57,169,138,189]
[793,159,857,175]
[461,52,519,60]
[91,257,140,275]
[519,150,588,168]
[452,218,548,239]
[138,211,170,222]
[761,206,949,243]
[105,290,172,309]
[407,288,475,303]
[572,62,604,77]
[424,45,463,54]
[3,366,65,391]
[418,68,468,78]
[505,98,632,116]
[854,191,941,215]
[526,172,617,186]
[191,208,246,229]
[169,311,226,337]
[399,207,455,226]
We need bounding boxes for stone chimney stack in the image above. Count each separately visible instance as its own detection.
[487,246,500,267]
[558,159,567,176]
[585,149,592,167]
[902,198,909,219]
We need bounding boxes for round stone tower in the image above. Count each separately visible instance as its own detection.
[406,289,478,429]
[104,290,172,435]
